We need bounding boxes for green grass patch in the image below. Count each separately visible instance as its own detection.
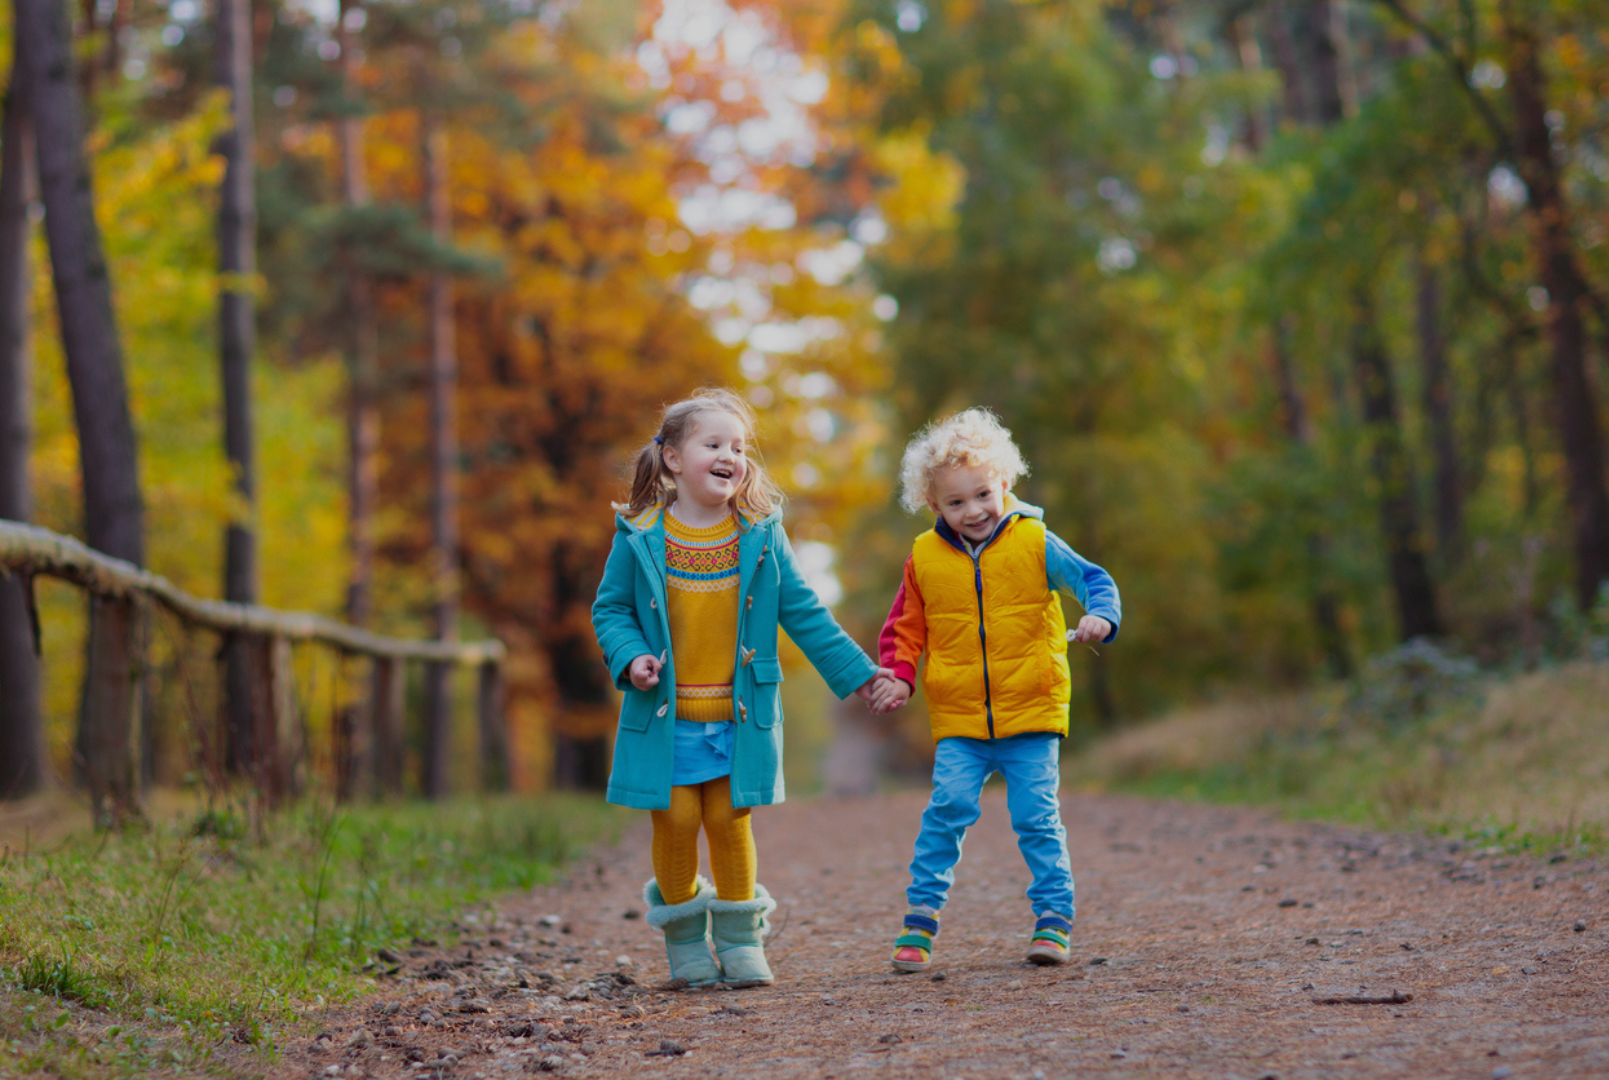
[0,793,623,1077]
[1066,656,1609,856]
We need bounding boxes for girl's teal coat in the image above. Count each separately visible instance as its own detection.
[592,505,878,810]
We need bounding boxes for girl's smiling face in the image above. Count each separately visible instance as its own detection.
[928,462,1008,544]
[664,409,748,513]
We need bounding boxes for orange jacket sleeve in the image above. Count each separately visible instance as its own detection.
[878,555,926,689]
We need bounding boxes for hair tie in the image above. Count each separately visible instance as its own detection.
[653,435,664,445]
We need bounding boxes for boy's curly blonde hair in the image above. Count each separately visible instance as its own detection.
[898,407,1029,514]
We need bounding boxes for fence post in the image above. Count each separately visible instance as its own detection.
[78,593,142,827]
[370,655,405,797]
[477,659,509,792]
[334,652,367,802]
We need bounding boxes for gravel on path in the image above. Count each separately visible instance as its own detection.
[272,789,1609,1080]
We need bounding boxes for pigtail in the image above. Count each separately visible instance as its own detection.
[613,438,674,517]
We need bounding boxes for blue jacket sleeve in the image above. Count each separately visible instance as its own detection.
[591,530,654,688]
[771,523,878,699]
[1045,529,1121,643]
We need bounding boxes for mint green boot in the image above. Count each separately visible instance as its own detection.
[707,885,777,988]
[644,878,720,987]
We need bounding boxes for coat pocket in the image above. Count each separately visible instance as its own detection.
[618,692,667,733]
[749,656,784,729]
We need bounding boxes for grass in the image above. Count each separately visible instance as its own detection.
[0,792,624,1078]
[1064,657,1609,857]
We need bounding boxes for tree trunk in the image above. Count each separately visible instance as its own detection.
[1501,2,1609,612]
[1416,256,1464,566]
[17,0,147,807]
[15,0,144,568]
[1352,287,1443,640]
[338,0,379,632]
[216,0,260,774]
[0,69,45,800]
[1224,15,1266,152]
[420,104,458,799]
[1264,0,1311,126]
[1271,320,1353,678]
[1311,0,1359,124]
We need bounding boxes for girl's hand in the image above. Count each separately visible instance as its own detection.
[628,652,663,690]
[869,676,910,714]
[855,666,894,708]
[1071,615,1112,644]
[854,668,903,713]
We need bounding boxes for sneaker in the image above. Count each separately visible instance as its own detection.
[1026,912,1072,966]
[891,907,940,973]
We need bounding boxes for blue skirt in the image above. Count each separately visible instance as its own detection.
[671,718,735,786]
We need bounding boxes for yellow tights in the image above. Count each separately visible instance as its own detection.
[650,776,755,904]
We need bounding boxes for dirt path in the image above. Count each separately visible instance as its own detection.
[271,790,1609,1080]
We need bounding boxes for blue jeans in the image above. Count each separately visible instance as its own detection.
[907,732,1075,919]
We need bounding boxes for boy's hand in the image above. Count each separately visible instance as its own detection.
[853,668,897,711]
[628,652,663,690]
[1070,615,1112,644]
[869,676,911,714]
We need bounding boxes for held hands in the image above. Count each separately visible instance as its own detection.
[1070,615,1112,645]
[855,669,910,715]
[628,652,665,690]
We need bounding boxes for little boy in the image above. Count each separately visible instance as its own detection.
[874,407,1120,969]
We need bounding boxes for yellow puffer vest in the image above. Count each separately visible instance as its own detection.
[912,514,1071,741]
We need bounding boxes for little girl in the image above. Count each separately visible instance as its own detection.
[592,387,890,987]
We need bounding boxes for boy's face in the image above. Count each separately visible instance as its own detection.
[928,462,1008,544]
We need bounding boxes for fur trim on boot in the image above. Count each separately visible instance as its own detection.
[707,885,778,988]
[643,878,720,987]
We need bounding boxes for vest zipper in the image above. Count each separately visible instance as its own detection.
[972,550,994,739]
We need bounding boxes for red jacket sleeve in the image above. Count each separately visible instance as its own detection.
[878,555,926,689]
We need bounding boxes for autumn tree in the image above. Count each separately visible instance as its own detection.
[0,34,44,799]
[16,0,146,820]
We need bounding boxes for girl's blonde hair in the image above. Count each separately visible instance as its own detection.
[614,387,784,523]
[898,407,1029,514]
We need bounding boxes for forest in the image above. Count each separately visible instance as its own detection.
[2,0,1607,808]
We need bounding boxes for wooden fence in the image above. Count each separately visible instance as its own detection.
[0,520,507,824]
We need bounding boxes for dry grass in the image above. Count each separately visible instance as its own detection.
[1064,661,1609,849]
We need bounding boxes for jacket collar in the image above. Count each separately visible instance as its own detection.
[616,501,778,535]
[932,493,1043,552]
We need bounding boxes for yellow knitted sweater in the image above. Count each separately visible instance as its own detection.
[664,511,740,723]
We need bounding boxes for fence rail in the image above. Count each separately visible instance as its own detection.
[0,520,507,824]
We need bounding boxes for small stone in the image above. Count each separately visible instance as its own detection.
[1574,921,1587,933]
[377,948,403,964]
[879,1034,901,1044]
[417,1010,438,1025]
[622,908,642,920]
[1088,957,1109,966]
[564,987,591,1002]
[619,1004,645,1019]
[615,955,633,967]
[538,1054,565,1071]
[1522,966,1538,975]
[1278,898,1299,908]
[540,915,562,927]
[646,1040,687,1057]
[929,971,947,982]
[1492,1067,1513,1079]
[383,1026,401,1038]
[1176,1005,1190,1013]
[345,1029,373,1048]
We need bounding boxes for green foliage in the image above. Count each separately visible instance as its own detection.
[0,795,622,1070]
